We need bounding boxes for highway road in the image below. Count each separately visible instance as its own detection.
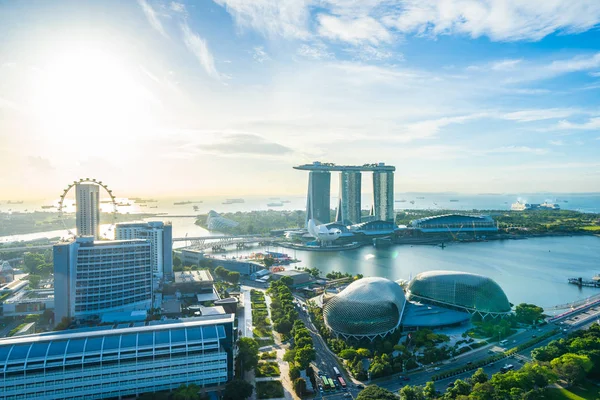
[294,295,600,398]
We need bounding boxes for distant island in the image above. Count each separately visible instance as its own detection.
[195,208,600,237]
[0,211,160,236]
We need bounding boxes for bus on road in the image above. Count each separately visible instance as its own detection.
[500,364,514,373]
[333,367,341,376]
[337,376,347,389]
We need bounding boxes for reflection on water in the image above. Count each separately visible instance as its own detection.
[236,236,600,310]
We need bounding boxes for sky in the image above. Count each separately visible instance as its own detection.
[1,0,600,199]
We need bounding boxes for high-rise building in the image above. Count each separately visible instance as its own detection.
[336,171,362,224]
[373,169,395,222]
[53,237,153,322]
[115,221,173,279]
[75,183,100,238]
[305,170,331,226]
[0,314,235,400]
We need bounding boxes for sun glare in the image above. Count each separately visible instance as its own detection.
[30,46,157,152]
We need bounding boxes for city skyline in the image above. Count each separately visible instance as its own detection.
[2,1,600,198]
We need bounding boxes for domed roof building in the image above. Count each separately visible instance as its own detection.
[323,277,406,341]
[206,210,239,231]
[406,271,511,317]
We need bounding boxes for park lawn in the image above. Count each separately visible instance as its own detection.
[582,226,600,231]
[253,326,274,339]
[255,361,281,377]
[546,382,600,400]
[256,381,284,399]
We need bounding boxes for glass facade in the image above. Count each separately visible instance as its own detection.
[75,183,100,239]
[54,238,153,322]
[306,171,331,226]
[0,315,234,400]
[372,171,394,222]
[323,277,406,340]
[337,171,362,225]
[406,271,511,314]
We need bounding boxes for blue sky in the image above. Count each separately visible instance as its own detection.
[1,0,600,198]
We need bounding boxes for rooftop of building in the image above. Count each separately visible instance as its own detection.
[411,214,494,225]
[273,270,309,277]
[0,314,235,346]
[54,237,151,247]
[174,270,214,284]
[294,161,396,172]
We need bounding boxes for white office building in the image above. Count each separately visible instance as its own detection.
[75,183,100,239]
[53,237,153,322]
[115,221,173,279]
[0,314,235,400]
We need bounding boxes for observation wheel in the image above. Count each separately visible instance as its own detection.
[57,178,118,238]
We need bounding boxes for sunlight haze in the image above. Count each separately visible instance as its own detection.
[1,0,600,198]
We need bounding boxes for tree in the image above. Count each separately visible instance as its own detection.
[446,379,471,398]
[27,274,41,289]
[515,303,545,324]
[173,384,200,400]
[471,368,488,384]
[551,353,593,386]
[223,379,253,400]
[423,382,436,399]
[294,346,316,369]
[356,385,397,400]
[227,271,240,285]
[293,378,307,396]
[279,275,294,287]
[470,382,495,400]
[283,349,296,363]
[173,256,182,268]
[339,349,358,360]
[263,257,275,268]
[356,348,371,358]
[399,385,425,400]
[237,337,259,371]
[55,317,71,330]
[289,366,300,381]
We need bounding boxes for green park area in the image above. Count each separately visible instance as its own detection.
[255,381,284,399]
[547,381,600,400]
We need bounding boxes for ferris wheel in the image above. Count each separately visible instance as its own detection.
[57,178,118,238]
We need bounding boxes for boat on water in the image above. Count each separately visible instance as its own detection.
[117,202,132,207]
[149,206,158,208]
[449,199,459,202]
[193,205,199,211]
[267,202,283,207]
[395,199,407,203]
[175,201,192,205]
[410,200,415,204]
[281,200,291,203]
[7,200,23,204]
[223,198,245,204]
[41,205,55,209]
[416,196,425,199]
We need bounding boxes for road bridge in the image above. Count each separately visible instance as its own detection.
[543,293,600,311]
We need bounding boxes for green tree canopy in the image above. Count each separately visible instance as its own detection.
[356,385,397,400]
[515,303,545,324]
[173,384,201,400]
[237,337,259,371]
[293,378,307,396]
[223,379,253,400]
[551,353,593,386]
[399,385,425,400]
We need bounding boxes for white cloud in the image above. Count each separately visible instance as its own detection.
[589,71,600,77]
[549,140,564,146]
[170,2,186,13]
[346,45,395,61]
[137,0,168,38]
[383,0,600,42]
[180,23,220,80]
[491,59,522,71]
[297,43,333,60]
[502,108,579,122]
[317,14,392,45]
[252,46,271,63]
[546,52,600,74]
[485,146,548,155]
[211,0,310,39]
[556,117,600,130]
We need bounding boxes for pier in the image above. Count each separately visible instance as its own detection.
[568,277,600,288]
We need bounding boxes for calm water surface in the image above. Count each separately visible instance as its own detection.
[235,236,600,310]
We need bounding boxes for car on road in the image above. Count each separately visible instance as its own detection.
[399,376,410,381]
[532,335,537,338]
[447,382,454,388]
[466,362,473,366]
[343,393,352,398]
[434,367,441,371]
[356,384,364,389]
